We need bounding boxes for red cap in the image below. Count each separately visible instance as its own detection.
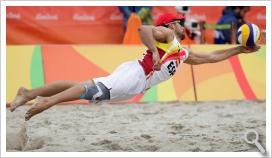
[155,13,185,26]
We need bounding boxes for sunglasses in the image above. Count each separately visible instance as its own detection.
[174,20,185,27]
[166,19,185,27]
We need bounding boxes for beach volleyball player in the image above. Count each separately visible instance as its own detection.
[9,13,260,121]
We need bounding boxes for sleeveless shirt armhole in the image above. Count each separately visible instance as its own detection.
[181,46,190,61]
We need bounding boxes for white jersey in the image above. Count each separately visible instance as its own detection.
[139,36,190,90]
[94,36,189,101]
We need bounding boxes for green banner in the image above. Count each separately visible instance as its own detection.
[204,23,231,30]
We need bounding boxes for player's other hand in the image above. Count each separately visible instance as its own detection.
[152,52,161,71]
[239,45,260,54]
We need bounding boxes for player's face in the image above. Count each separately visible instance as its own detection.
[174,20,185,40]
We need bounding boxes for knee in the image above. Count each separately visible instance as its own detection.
[75,84,86,93]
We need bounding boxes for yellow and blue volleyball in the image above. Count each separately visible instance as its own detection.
[237,23,260,48]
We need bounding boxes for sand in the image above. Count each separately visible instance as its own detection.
[6,100,266,152]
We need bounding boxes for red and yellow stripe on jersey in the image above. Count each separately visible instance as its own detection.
[138,36,189,79]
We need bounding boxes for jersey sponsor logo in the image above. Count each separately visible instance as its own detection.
[167,61,176,76]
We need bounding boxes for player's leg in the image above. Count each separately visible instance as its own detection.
[9,80,77,112]
[25,80,110,121]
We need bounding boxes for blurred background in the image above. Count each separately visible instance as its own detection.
[6,6,266,44]
[6,6,266,103]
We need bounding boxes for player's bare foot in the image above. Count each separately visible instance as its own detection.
[10,87,31,112]
[25,96,49,121]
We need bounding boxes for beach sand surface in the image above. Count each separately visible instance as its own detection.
[6,100,266,152]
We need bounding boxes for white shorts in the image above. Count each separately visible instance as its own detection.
[93,61,146,101]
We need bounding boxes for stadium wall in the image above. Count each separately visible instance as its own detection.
[6,44,266,103]
[7,6,266,45]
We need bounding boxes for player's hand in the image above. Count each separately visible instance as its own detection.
[239,45,260,54]
[152,52,161,71]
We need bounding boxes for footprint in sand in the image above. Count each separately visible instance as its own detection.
[140,134,152,139]
[91,139,123,151]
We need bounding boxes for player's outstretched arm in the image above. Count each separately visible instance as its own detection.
[184,45,260,65]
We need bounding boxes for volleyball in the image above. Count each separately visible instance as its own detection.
[237,23,261,48]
